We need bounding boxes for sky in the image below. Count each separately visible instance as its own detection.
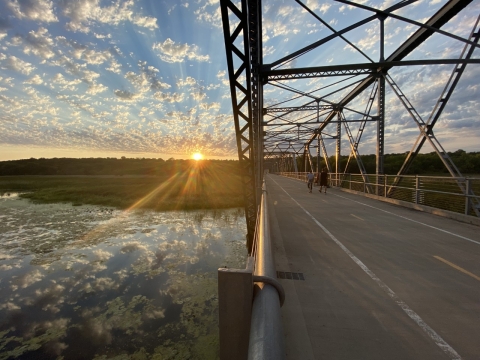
[0,0,478,161]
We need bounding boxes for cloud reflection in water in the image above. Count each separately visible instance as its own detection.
[0,196,246,359]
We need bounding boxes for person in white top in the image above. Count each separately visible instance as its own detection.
[306,171,315,193]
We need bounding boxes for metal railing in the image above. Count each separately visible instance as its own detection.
[218,179,286,360]
[248,179,286,360]
[276,172,480,217]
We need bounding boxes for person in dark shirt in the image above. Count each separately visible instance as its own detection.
[318,167,328,194]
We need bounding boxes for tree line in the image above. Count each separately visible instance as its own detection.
[0,150,479,176]
[0,157,240,176]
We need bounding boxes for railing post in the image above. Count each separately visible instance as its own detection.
[218,258,254,360]
[415,175,419,204]
[363,177,366,193]
[465,178,471,215]
[384,175,387,197]
[349,173,352,190]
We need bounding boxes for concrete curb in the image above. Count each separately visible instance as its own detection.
[338,187,480,227]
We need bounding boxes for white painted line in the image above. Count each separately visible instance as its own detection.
[351,214,364,221]
[333,193,480,246]
[270,177,463,360]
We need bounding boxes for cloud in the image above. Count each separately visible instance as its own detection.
[191,90,207,102]
[305,1,331,14]
[25,74,44,85]
[125,64,171,94]
[22,27,56,60]
[7,0,58,22]
[0,17,11,40]
[176,76,196,87]
[51,73,82,90]
[114,89,139,101]
[106,59,122,74]
[48,54,103,87]
[153,91,184,103]
[194,2,222,28]
[86,82,108,94]
[152,38,210,63]
[200,102,220,111]
[1,55,35,75]
[59,0,158,33]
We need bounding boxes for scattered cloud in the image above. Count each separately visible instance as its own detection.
[59,0,158,33]
[6,0,58,23]
[25,74,44,85]
[152,38,210,63]
[153,91,184,103]
[1,55,35,75]
[0,0,478,159]
[176,76,196,87]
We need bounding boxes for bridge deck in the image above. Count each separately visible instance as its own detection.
[267,174,480,360]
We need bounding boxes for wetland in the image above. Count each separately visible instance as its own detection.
[0,194,247,359]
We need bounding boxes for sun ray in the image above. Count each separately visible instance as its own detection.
[74,173,182,244]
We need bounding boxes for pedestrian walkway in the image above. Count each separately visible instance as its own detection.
[267,174,480,360]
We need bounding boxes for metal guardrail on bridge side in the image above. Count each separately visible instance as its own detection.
[218,179,286,360]
[276,172,480,217]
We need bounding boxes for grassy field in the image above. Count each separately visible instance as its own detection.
[0,162,244,211]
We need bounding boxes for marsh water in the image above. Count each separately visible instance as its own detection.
[0,194,247,359]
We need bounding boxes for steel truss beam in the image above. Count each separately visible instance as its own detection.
[222,0,479,218]
[220,0,257,246]
[264,105,333,113]
[263,59,480,81]
[303,0,474,147]
[391,15,480,216]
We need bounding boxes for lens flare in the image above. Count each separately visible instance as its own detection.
[192,152,203,161]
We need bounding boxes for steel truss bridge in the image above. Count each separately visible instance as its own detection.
[220,0,480,244]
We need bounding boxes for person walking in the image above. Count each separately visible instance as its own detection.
[307,171,315,193]
[318,167,328,194]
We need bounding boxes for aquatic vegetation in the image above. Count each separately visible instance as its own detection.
[0,167,245,211]
[0,197,247,359]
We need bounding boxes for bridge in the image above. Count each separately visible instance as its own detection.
[217,1,480,359]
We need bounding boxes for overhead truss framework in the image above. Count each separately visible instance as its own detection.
[220,0,480,228]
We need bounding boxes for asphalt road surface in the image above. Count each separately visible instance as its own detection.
[267,174,480,360]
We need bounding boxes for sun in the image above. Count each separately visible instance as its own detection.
[192,152,203,161]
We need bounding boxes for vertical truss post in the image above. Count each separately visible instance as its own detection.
[336,111,341,186]
[341,112,373,193]
[292,152,298,173]
[249,0,263,205]
[465,179,471,215]
[376,75,385,194]
[220,0,256,247]
[379,16,386,62]
[319,133,332,173]
[306,145,314,172]
[317,136,320,173]
[303,147,307,173]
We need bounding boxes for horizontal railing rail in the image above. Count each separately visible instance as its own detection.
[248,179,286,360]
[275,172,480,217]
[218,178,286,360]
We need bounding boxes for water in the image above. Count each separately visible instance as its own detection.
[0,195,247,359]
